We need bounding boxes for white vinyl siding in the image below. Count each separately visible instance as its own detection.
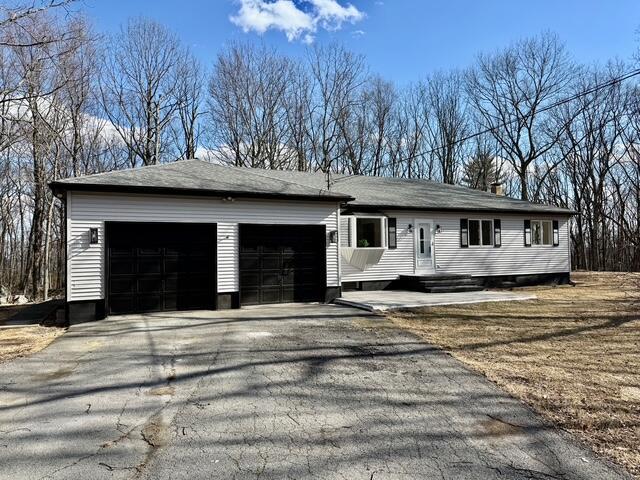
[340,211,570,282]
[67,192,340,302]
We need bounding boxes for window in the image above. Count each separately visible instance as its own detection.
[387,218,397,249]
[531,220,552,246]
[468,219,493,246]
[355,217,385,248]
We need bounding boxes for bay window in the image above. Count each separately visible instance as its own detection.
[342,216,387,248]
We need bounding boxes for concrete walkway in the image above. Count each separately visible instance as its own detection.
[335,289,537,311]
[0,304,627,479]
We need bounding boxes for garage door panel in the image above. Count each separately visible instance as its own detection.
[109,295,135,315]
[137,277,163,294]
[260,288,282,304]
[293,287,318,302]
[282,269,316,285]
[138,257,162,274]
[110,278,135,294]
[164,296,177,311]
[240,290,258,305]
[107,223,216,315]
[281,288,294,303]
[239,224,325,306]
[240,271,259,286]
[138,294,163,312]
[110,258,134,275]
[187,256,210,273]
[261,271,281,286]
[110,247,134,256]
[261,255,281,270]
[239,255,259,270]
[293,254,317,268]
[164,275,178,292]
[139,247,162,255]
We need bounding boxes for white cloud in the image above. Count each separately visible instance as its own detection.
[309,0,363,29]
[230,0,364,43]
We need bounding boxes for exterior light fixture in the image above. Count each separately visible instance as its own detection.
[407,224,413,232]
[222,196,235,202]
[329,230,338,244]
[435,224,442,234]
[89,228,98,244]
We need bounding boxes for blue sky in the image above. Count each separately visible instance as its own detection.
[81,0,640,84]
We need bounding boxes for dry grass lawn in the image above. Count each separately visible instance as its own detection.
[0,326,65,363]
[390,272,640,477]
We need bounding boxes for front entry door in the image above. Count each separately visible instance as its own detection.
[415,220,435,273]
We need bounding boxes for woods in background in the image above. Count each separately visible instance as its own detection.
[1,4,639,300]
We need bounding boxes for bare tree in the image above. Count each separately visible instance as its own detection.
[556,63,630,270]
[207,42,295,168]
[99,18,183,166]
[466,33,574,200]
[305,44,366,175]
[174,50,204,159]
[423,71,469,184]
[284,60,312,171]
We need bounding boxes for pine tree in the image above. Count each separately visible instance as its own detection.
[462,152,503,191]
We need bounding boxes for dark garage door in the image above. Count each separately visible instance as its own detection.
[106,223,216,315]
[239,224,326,306]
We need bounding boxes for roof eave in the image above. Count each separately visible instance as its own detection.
[48,182,354,202]
[345,203,575,215]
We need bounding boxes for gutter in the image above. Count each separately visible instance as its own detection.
[341,203,576,216]
[48,182,355,203]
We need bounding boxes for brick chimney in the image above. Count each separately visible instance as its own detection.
[491,182,504,196]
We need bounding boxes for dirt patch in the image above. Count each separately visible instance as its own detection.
[480,415,525,437]
[147,386,175,396]
[0,326,65,363]
[389,272,640,477]
[31,366,76,381]
[141,415,169,448]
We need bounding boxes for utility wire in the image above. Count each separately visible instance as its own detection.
[378,67,640,169]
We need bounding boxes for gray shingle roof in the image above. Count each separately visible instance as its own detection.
[50,160,351,201]
[51,159,573,215]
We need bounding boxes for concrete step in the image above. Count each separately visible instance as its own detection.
[419,278,480,288]
[402,274,473,281]
[423,285,485,294]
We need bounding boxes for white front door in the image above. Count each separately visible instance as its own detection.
[415,220,435,273]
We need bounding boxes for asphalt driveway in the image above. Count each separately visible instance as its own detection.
[0,304,629,479]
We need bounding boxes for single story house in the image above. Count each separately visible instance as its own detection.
[50,159,573,322]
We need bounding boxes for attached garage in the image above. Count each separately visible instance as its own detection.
[239,224,326,306]
[50,160,349,322]
[106,222,217,315]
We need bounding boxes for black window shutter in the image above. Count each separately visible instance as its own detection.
[494,219,501,248]
[387,218,397,249]
[553,220,559,246]
[460,219,469,248]
[524,219,532,247]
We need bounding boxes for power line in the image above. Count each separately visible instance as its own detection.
[384,67,640,169]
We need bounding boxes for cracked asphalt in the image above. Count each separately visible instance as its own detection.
[0,304,630,479]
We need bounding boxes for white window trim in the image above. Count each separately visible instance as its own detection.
[531,219,553,247]
[345,215,388,249]
[468,219,494,247]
